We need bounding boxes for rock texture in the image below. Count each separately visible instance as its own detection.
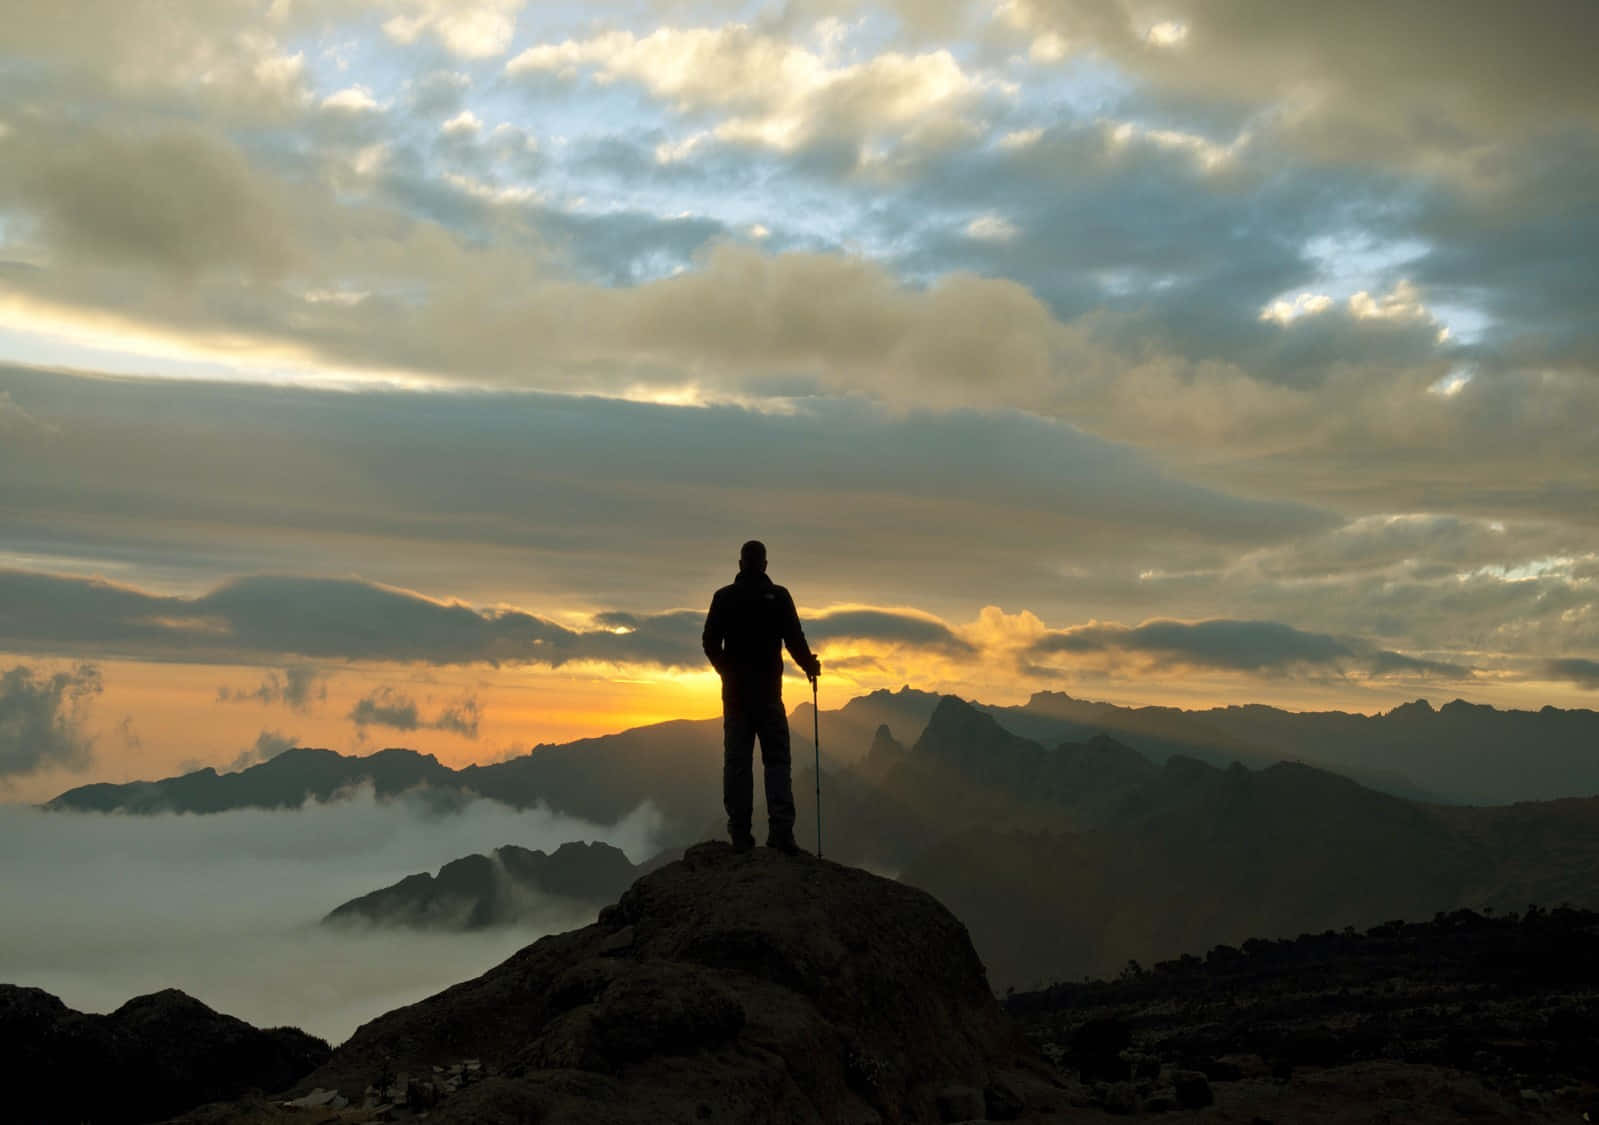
[205,841,1061,1123]
[0,984,329,1124]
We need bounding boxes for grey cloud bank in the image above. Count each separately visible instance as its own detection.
[1032,619,1469,680]
[0,662,101,780]
[0,569,987,671]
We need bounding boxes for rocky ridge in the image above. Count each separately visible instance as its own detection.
[323,841,641,929]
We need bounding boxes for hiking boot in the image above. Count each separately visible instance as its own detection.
[765,831,802,856]
[730,832,755,853]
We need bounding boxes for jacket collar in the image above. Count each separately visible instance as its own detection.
[733,569,773,589]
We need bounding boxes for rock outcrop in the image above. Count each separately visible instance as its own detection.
[229,842,1062,1123]
[323,841,640,930]
[0,984,329,1124]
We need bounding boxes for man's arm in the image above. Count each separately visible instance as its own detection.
[779,589,821,680]
[702,590,727,674]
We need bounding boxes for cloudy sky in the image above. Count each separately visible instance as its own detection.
[3,0,1597,798]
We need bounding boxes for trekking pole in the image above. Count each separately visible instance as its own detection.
[812,675,822,859]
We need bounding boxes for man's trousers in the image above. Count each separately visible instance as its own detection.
[722,697,795,840]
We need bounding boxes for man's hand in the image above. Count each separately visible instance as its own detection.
[806,656,822,683]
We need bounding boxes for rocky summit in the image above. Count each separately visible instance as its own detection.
[180,842,1063,1124]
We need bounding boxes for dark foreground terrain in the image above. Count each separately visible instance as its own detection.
[0,985,329,1124]
[11,854,1599,1122]
[1008,906,1599,1121]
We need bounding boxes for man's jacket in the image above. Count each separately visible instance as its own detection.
[702,570,818,705]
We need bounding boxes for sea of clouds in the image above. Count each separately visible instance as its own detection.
[0,787,664,1043]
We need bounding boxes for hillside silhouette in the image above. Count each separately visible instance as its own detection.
[0,985,328,1125]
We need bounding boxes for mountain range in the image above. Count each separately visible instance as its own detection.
[44,687,1599,991]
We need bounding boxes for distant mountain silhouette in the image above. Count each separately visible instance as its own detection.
[181,842,1062,1124]
[46,746,456,814]
[45,688,1599,994]
[0,984,327,1124]
[986,690,1599,804]
[46,687,1599,821]
[47,721,731,838]
[892,702,1599,987]
[789,685,943,767]
[324,842,645,930]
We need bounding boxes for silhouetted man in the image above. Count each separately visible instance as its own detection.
[702,540,821,855]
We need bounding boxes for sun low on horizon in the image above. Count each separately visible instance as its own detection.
[3,0,1598,803]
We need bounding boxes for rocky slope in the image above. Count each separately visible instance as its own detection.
[0,985,329,1124]
[1006,906,1599,1120]
[178,841,1065,1124]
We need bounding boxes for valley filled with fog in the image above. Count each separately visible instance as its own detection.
[0,788,663,1043]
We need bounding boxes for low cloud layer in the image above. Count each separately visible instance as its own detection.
[0,663,101,780]
[0,789,665,1044]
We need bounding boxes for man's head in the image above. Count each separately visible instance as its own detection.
[739,539,767,573]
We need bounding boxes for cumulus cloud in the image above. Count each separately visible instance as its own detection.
[432,696,482,738]
[0,663,101,780]
[347,689,478,738]
[508,24,1002,160]
[1,0,315,110]
[408,70,472,117]
[218,665,328,711]
[348,687,422,731]
[382,0,525,59]
[988,0,1599,166]
[1030,619,1469,680]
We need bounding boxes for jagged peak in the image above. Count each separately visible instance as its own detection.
[1386,698,1434,717]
